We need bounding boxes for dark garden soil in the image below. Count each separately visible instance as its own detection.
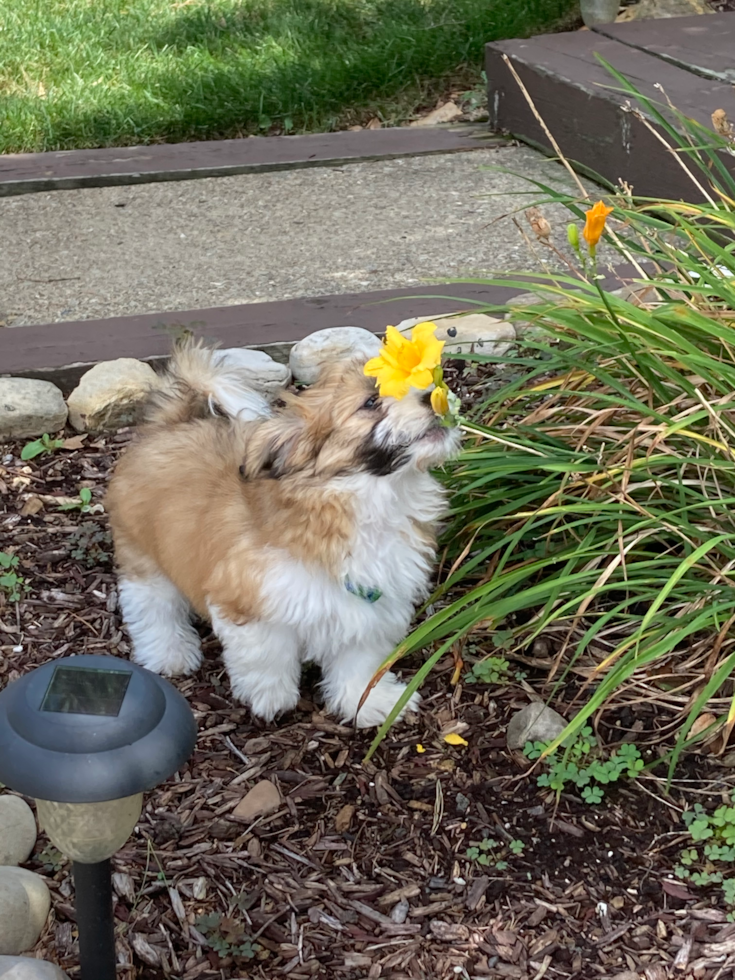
[3,379,735,980]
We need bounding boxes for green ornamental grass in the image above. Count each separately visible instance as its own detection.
[365,62,735,778]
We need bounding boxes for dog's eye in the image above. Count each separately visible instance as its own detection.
[362,394,380,410]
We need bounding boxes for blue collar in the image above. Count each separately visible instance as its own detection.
[345,576,382,603]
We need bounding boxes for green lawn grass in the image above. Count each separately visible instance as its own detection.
[0,0,577,153]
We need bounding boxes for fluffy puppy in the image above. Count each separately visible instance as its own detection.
[106,343,460,727]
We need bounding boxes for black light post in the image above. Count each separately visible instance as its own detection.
[0,654,197,980]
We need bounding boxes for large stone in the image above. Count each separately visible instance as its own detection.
[505,290,557,309]
[0,958,70,979]
[0,797,37,867]
[506,703,567,750]
[0,868,51,955]
[231,781,282,822]
[289,327,382,385]
[0,380,67,440]
[66,359,159,432]
[397,314,516,355]
[214,348,291,398]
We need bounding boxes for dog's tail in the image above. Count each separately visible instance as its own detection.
[145,341,272,426]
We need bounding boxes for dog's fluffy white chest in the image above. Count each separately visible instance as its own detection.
[260,470,445,659]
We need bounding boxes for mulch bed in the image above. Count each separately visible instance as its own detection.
[3,395,735,980]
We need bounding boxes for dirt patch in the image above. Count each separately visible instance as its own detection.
[2,421,735,979]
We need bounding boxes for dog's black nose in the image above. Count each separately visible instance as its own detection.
[421,390,433,407]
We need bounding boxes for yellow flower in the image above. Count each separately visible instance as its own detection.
[430,385,449,417]
[364,321,444,399]
[582,201,614,249]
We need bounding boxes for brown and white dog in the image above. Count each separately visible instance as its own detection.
[106,343,460,727]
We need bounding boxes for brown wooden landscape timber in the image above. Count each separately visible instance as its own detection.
[0,268,642,392]
[591,12,735,84]
[0,125,499,198]
[0,283,518,391]
[485,23,735,202]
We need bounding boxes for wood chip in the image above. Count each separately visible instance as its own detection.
[466,875,490,911]
[429,920,470,942]
[334,803,355,832]
[377,883,420,906]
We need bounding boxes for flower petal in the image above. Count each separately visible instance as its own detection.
[408,367,435,391]
[364,355,385,378]
[378,373,412,399]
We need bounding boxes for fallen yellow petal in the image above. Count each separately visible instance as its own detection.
[416,744,426,753]
[443,733,468,746]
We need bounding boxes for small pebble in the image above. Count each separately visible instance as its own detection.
[390,899,409,924]
[455,792,470,814]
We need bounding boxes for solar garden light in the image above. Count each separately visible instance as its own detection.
[0,654,197,980]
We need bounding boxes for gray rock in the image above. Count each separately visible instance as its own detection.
[506,702,567,750]
[0,868,51,955]
[0,958,70,979]
[289,327,382,385]
[504,291,564,339]
[66,358,159,432]
[0,380,67,440]
[390,899,410,924]
[0,796,37,866]
[505,291,555,309]
[214,348,291,398]
[231,780,282,822]
[396,314,515,356]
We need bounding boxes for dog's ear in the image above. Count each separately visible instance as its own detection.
[241,413,321,479]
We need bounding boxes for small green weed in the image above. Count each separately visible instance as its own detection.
[0,552,29,602]
[466,836,525,869]
[465,650,527,686]
[466,656,511,685]
[524,728,644,804]
[36,843,65,873]
[458,69,488,114]
[676,793,735,911]
[21,434,64,461]
[194,911,261,961]
[69,522,113,568]
[59,487,94,513]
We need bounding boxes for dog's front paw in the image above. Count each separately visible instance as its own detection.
[230,676,300,723]
[132,638,202,678]
[332,674,421,729]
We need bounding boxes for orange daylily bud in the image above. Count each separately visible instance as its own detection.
[582,201,614,249]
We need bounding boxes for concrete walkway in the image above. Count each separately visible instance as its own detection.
[1,141,592,329]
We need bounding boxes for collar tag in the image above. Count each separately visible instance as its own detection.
[345,576,383,603]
